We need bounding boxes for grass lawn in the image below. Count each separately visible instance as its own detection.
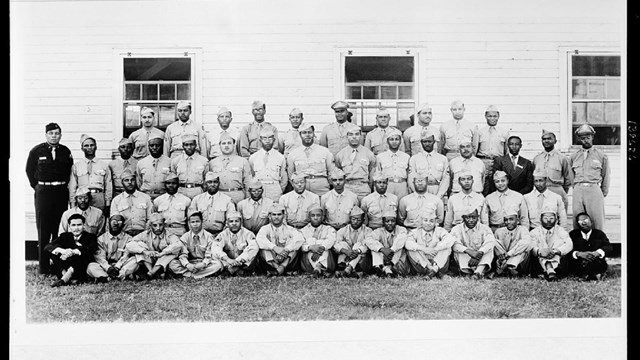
[23,263,622,323]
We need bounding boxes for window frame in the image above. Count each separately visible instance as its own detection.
[335,47,426,130]
[111,48,202,151]
[559,47,621,151]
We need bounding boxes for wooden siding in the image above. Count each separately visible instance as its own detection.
[12,0,625,243]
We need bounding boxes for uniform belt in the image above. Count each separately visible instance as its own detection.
[387,177,407,183]
[346,179,369,183]
[88,188,103,193]
[575,182,597,187]
[167,223,186,228]
[180,183,203,188]
[490,223,506,228]
[427,181,440,186]
[476,155,495,160]
[148,190,165,194]
[259,180,278,184]
[219,187,243,192]
[38,181,67,186]
[305,175,326,179]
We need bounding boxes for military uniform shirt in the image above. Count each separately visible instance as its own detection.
[439,118,479,154]
[449,156,486,193]
[188,192,236,233]
[320,189,360,229]
[529,225,573,255]
[171,153,209,186]
[364,126,406,156]
[153,192,192,229]
[255,223,305,252]
[209,155,252,192]
[444,191,486,231]
[402,124,441,156]
[94,231,133,270]
[482,189,530,228]
[279,190,321,228]
[319,122,358,157]
[207,125,241,159]
[360,192,399,229]
[129,127,165,160]
[249,149,288,191]
[365,226,408,252]
[476,125,509,158]
[110,191,154,233]
[569,148,610,196]
[59,206,105,236]
[69,158,113,206]
[278,127,318,158]
[408,151,451,196]
[405,227,456,252]
[238,121,279,158]
[286,144,335,180]
[377,150,410,181]
[299,223,337,252]
[532,149,573,191]
[334,225,373,254]
[25,142,74,187]
[334,145,377,183]
[523,189,567,229]
[178,230,218,265]
[493,225,532,257]
[164,119,209,158]
[213,227,260,263]
[109,157,138,194]
[126,229,181,255]
[451,223,496,253]
[136,155,172,195]
[236,197,273,234]
[398,192,445,228]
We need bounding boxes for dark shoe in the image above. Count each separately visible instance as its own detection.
[507,267,519,278]
[578,274,591,282]
[546,272,557,282]
[313,269,322,278]
[95,277,109,284]
[593,273,604,281]
[51,279,66,287]
[471,273,483,280]
[485,271,496,280]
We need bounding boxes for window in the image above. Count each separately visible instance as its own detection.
[120,55,195,138]
[569,54,621,146]
[343,55,416,131]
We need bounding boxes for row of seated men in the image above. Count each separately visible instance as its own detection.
[47,174,612,287]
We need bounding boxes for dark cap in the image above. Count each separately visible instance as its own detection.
[45,123,61,132]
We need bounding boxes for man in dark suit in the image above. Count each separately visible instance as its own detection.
[562,212,612,281]
[490,136,534,195]
[44,214,98,287]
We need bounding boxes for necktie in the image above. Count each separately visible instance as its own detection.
[545,230,553,247]
[87,160,93,175]
[51,147,56,160]
[153,235,160,250]
[264,150,270,166]
[297,195,305,221]
[350,148,357,163]
[304,147,311,158]
[537,193,545,211]
[123,159,130,168]
[511,156,517,168]
[110,236,118,256]
[231,233,238,246]
[339,124,344,137]
[152,158,158,169]
[463,194,471,206]
[224,157,230,167]
[193,234,200,248]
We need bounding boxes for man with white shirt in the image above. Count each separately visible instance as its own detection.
[320,168,360,230]
[481,170,529,232]
[129,107,165,160]
[398,171,445,228]
[403,103,440,156]
[475,105,510,196]
[335,125,377,201]
[523,168,567,230]
[532,129,573,211]
[278,173,321,229]
[299,205,337,277]
[408,132,450,201]
[450,207,496,280]
[236,179,273,234]
[364,107,406,156]
[255,203,305,276]
[333,206,373,278]
[212,211,260,276]
[59,187,105,236]
[278,107,316,158]
[319,101,360,157]
[439,100,478,160]
[529,207,573,281]
[563,212,612,281]
[376,129,411,201]
[492,206,532,278]
[287,122,336,196]
[448,141,485,195]
[405,208,456,279]
[249,127,288,202]
[207,107,240,159]
[164,101,208,159]
[187,171,236,236]
[444,170,487,231]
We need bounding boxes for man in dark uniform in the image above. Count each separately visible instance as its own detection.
[26,122,74,274]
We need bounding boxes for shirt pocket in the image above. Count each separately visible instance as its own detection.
[157,203,170,212]
[117,202,130,212]
[161,167,170,175]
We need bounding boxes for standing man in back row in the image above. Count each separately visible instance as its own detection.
[364,108,405,156]
[164,101,209,159]
[439,100,478,161]
[26,122,74,274]
[319,101,359,157]
[532,129,573,211]
[475,105,509,196]
[239,100,279,159]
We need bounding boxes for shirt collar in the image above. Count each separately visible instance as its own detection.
[582,230,592,239]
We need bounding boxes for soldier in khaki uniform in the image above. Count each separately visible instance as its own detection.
[279,173,321,229]
[207,107,241,160]
[164,101,208,159]
[475,105,510,196]
[255,203,305,276]
[449,141,486,195]
[405,208,456,279]
[86,214,137,282]
[320,168,360,230]
[171,133,209,200]
[360,173,399,230]
[209,133,252,204]
[212,211,260,276]
[167,211,223,279]
[299,205,338,277]
[129,107,165,160]
[439,100,479,160]
[319,101,360,157]
[335,125,377,201]
[136,133,172,201]
[333,206,373,277]
[398,172,445,228]
[403,103,441,156]
[278,107,317,158]
[450,207,496,279]
[492,206,532,278]
[249,127,288,202]
[187,171,237,237]
[236,179,274,234]
[109,137,138,199]
[529,207,573,281]
[569,124,610,231]
[152,173,191,238]
[376,129,411,201]
[364,108,406,156]
[408,132,450,201]
[69,134,113,215]
[110,169,154,237]
[364,210,410,277]
[59,187,105,236]
[286,122,336,197]
[532,129,573,211]
[238,100,279,159]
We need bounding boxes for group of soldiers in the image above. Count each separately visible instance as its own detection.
[26,99,613,287]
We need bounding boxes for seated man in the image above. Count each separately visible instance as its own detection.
[255,203,305,276]
[44,214,98,287]
[299,205,337,277]
[492,206,532,278]
[333,206,373,278]
[405,208,456,279]
[398,171,444,229]
[451,207,496,280]
[482,170,529,233]
[236,179,273,234]
[278,172,320,229]
[320,168,360,231]
[360,173,398,230]
[86,214,137,282]
[529,206,573,281]
[168,211,223,279]
[153,172,191,238]
[125,213,182,280]
[213,210,260,276]
[364,210,410,277]
[562,212,612,281]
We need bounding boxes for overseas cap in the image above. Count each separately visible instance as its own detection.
[541,129,555,137]
[461,206,478,217]
[109,213,126,222]
[373,172,388,182]
[226,211,242,220]
[247,178,263,190]
[349,206,365,217]
[575,123,596,135]
[346,125,362,135]
[540,205,557,215]
[75,186,90,197]
[177,101,191,109]
[386,128,402,139]
[149,213,165,223]
[298,122,315,132]
[164,172,179,182]
[420,129,436,141]
[289,108,303,116]
[413,170,428,180]
[259,127,275,137]
[80,134,96,146]
[290,172,307,182]
[485,105,499,113]
[493,170,508,180]
[382,209,397,219]
[504,205,519,217]
[251,100,265,109]
[205,171,219,182]
[533,168,548,178]
[307,204,324,215]
[422,207,437,219]
[458,169,474,178]
[121,169,136,180]
[270,203,286,213]
[417,103,432,113]
[148,133,163,142]
[217,107,231,116]
[181,133,198,144]
[329,168,346,179]
[140,107,155,116]
[376,108,390,116]
[119,137,133,146]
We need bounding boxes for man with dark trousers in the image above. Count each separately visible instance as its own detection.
[490,135,534,195]
[562,212,613,281]
[26,122,74,274]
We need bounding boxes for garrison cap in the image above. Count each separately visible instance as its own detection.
[298,122,315,132]
[416,103,432,114]
[485,105,500,113]
[109,213,126,222]
[247,178,264,190]
[148,133,163,142]
[420,129,436,141]
[413,170,428,180]
[217,107,231,116]
[177,101,191,109]
[226,210,242,220]
[349,206,365,217]
[373,172,388,182]
[181,133,198,144]
[575,123,596,135]
[259,127,275,138]
[386,128,403,139]
[80,134,96,146]
[149,213,165,223]
[458,169,474,178]
[329,168,346,179]
[289,108,303,116]
[251,100,266,109]
[290,172,307,182]
[381,209,398,219]
[140,107,155,116]
[218,132,235,143]
[45,122,61,132]
[307,204,324,215]
[119,137,133,146]
[461,206,478,217]
[331,101,349,110]
[540,205,557,215]
[533,168,548,178]
[493,170,508,180]
[458,139,473,147]
[205,171,219,182]
[346,125,362,135]
[163,172,179,182]
[121,169,136,180]
[376,108,390,117]
[75,186,91,197]
[504,205,519,217]
[541,129,555,137]
[269,203,286,213]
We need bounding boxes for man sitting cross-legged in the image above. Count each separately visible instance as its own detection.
[86,214,137,282]
[405,208,456,279]
[255,203,305,276]
[299,204,337,278]
[364,210,410,277]
[492,205,533,278]
[212,210,260,276]
[333,206,373,278]
[529,206,573,281]
[450,206,497,280]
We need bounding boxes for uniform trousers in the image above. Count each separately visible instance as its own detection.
[546,185,569,212]
[259,249,301,273]
[305,178,330,197]
[167,258,223,279]
[371,249,410,275]
[300,249,336,273]
[34,184,69,274]
[572,184,605,231]
[387,182,409,202]
[454,249,494,274]
[345,182,371,202]
[407,248,452,275]
[178,187,203,200]
[334,249,373,273]
[220,189,246,205]
[86,257,138,279]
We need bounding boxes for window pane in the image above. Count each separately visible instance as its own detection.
[606,78,621,99]
[142,84,158,100]
[363,86,379,99]
[398,86,413,99]
[125,84,141,100]
[572,102,587,124]
[346,86,362,99]
[159,105,176,127]
[345,56,414,82]
[587,79,605,99]
[177,84,191,100]
[572,79,588,99]
[124,105,141,128]
[381,86,397,99]
[604,103,621,125]
[124,58,191,81]
[586,102,605,124]
[572,56,620,76]
[160,84,176,101]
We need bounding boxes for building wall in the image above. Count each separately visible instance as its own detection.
[12,0,625,241]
